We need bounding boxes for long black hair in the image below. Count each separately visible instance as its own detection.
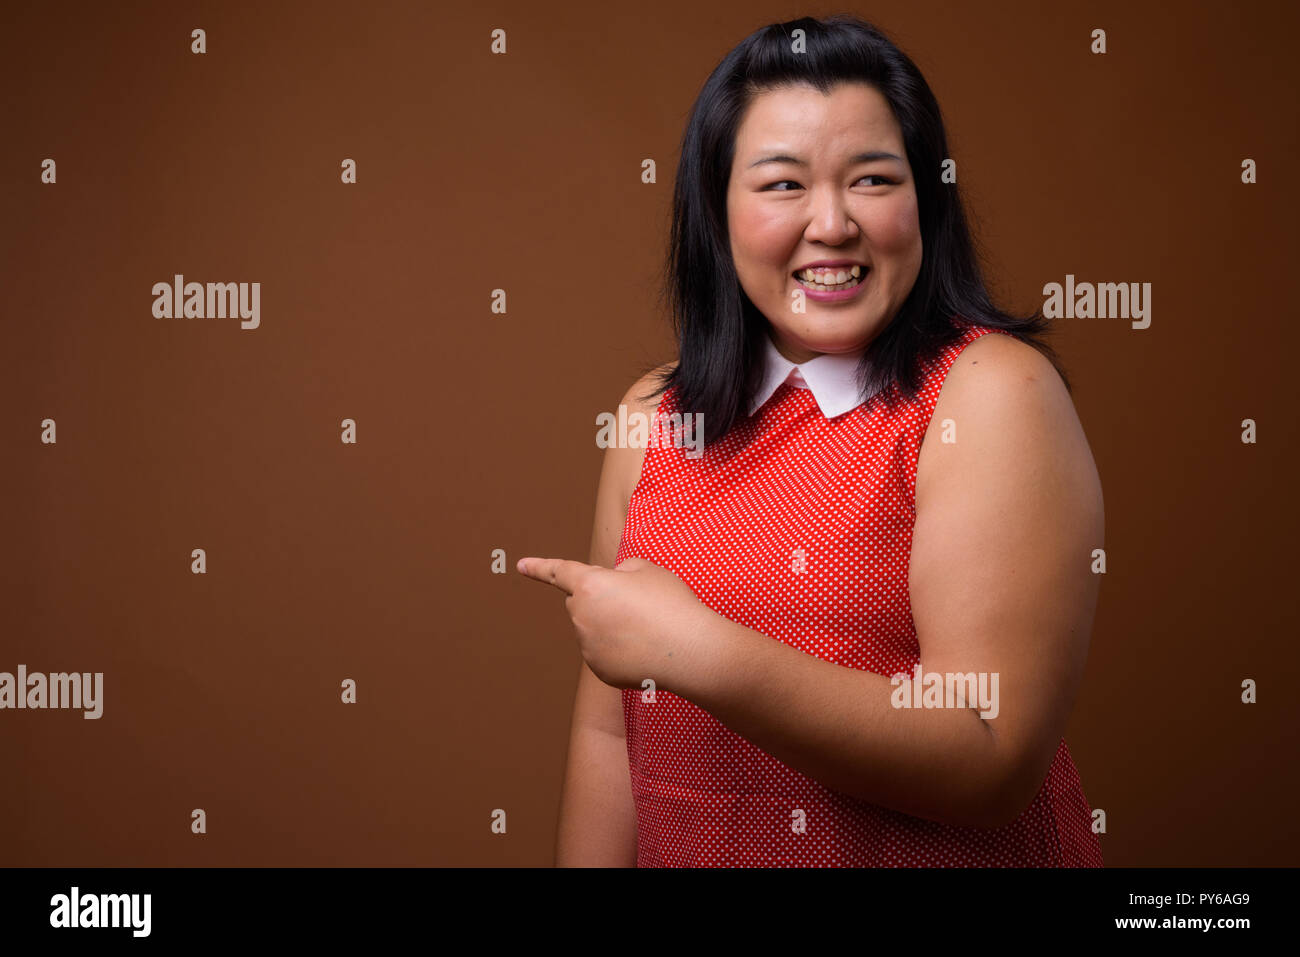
[641,13,1069,449]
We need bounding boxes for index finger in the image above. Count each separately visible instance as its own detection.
[516,556,594,595]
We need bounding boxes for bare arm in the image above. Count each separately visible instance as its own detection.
[554,366,673,865]
[664,334,1103,827]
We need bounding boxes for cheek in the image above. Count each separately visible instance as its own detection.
[729,203,795,269]
[865,197,922,256]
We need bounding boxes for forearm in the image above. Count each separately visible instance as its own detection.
[666,613,1012,828]
[555,725,639,866]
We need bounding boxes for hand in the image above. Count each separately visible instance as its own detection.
[516,555,714,690]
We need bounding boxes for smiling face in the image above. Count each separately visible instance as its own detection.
[726,81,924,363]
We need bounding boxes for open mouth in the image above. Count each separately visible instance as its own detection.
[793,267,868,291]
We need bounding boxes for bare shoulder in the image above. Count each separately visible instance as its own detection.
[589,361,678,567]
[942,329,1064,404]
[929,330,1075,438]
[918,330,1100,515]
[611,361,676,494]
[620,361,677,417]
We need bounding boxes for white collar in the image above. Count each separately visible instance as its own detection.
[747,330,872,419]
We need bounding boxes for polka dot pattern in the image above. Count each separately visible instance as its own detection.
[616,322,1104,867]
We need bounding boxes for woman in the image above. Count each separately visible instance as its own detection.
[520,14,1104,867]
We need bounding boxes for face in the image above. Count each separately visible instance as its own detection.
[726,81,924,363]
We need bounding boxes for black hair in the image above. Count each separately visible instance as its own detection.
[640,13,1069,449]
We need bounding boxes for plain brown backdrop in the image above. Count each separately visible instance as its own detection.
[2,0,1296,866]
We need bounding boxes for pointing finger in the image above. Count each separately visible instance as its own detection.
[516,557,593,595]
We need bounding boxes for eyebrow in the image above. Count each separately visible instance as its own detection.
[746,150,904,169]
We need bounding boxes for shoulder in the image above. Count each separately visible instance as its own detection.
[947,326,1054,381]
[589,361,678,567]
[918,329,1097,510]
[618,361,677,418]
[607,361,678,505]
[934,329,1068,425]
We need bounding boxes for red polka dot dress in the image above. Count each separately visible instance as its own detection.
[615,321,1103,867]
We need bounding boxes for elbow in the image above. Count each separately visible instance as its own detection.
[840,728,1052,829]
[971,750,1052,829]
[914,728,1045,829]
[973,786,1035,830]
[944,785,1024,830]
[866,758,1037,830]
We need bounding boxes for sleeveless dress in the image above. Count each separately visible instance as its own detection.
[614,322,1103,867]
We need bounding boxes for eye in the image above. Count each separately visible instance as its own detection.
[761,175,895,191]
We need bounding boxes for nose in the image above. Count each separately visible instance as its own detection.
[801,188,861,246]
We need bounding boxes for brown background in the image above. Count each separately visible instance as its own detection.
[2,0,1296,866]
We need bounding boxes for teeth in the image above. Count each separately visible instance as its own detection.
[796,265,865,288]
